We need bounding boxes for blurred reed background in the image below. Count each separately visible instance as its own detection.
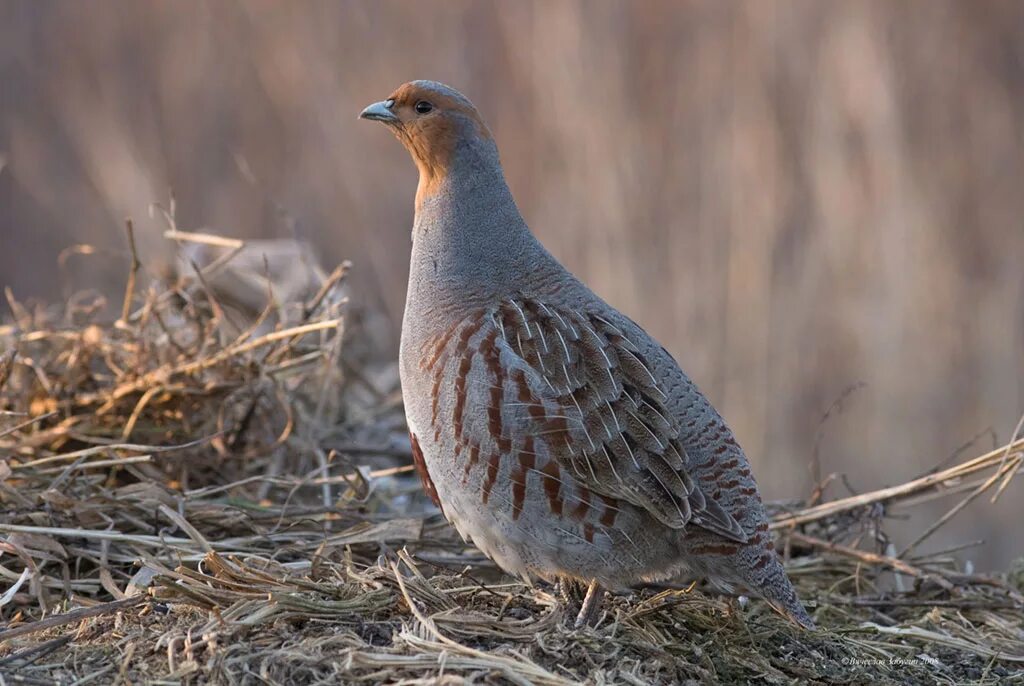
[1,0,1022,568]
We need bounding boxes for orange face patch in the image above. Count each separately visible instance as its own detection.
[383,83,492,207]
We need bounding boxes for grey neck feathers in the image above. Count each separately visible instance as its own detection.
[407,136,561,314]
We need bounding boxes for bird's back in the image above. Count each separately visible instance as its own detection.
[402,245,812,626]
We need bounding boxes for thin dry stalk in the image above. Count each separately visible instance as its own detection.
[118,219,141,324]
[772,437,1024,531]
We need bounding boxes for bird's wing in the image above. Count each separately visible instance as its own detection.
[419,297,747,543]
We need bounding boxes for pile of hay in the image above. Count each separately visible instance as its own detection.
[1,228,1022,684]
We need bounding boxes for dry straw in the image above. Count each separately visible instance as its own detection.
[1,225,1022,684]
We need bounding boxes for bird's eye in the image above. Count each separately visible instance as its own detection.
[414,101,434,114]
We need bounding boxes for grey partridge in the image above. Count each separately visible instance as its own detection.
[360,81,814,629]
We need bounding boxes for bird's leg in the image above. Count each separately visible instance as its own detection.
[557,577,586,606]
[573,579,605,628]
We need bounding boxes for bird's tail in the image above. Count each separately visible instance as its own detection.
[764,594,816,630]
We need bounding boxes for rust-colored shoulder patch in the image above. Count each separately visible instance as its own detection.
[410,432,443,512]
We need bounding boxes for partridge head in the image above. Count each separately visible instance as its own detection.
[361,80,814,629]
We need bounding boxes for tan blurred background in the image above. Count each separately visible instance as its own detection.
[1,1,1022,568]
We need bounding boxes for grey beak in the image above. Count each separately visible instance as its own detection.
[359,100,399,123]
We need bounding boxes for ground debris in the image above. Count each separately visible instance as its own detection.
[1,229,1022,684]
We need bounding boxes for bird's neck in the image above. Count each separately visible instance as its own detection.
[407,139,552,315]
